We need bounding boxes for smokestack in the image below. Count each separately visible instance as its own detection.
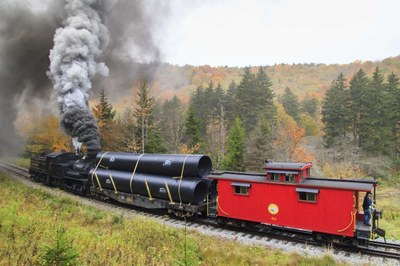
[48,0,109,154]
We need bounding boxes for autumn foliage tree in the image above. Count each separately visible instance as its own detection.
[270,104,314,162]
[24,114,70,156]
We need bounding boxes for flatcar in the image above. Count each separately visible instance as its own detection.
[29,151,385,246]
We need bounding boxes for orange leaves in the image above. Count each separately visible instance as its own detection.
[24,115,70,155]
[272,104,314,162]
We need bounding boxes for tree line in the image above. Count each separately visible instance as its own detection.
[24,67,316,171]
[322,68,400,159]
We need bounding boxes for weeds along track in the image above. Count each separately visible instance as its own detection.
[0,161,399,264]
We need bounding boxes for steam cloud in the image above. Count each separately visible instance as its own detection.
[48,0,109,153]
[0,0,167,156]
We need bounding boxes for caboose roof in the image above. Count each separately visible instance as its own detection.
[300,177,375,191]
[209,172,376,192]
[263,161,312,170]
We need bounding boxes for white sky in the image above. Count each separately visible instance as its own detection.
[157,0,400,67]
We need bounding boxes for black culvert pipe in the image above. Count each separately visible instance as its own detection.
[89,168,209,204]
[95,152,212,178]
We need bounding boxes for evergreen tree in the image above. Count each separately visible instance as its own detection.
[185,104,202,150]
[221,117,246,171]
[255,66,276,122]
[204,80,215,110]
[235,67,257,130]
[281,87,300,123]
[300,97,319,117]
[360,68,392,155]
[236,67,275,132]
[120,109,137,152]
[349,69,369,145]
[386,73,400,157]
[92,89,118,150]
[92,89,116,122]
[244,118,272,171]
[92,90,119,150]
[160,96,185,153]
[322,73,351,147]
[190,85,207,134]
[214,82,226,115]
[146,127,168,153]
[225,80,238,123]
[133,80,156,153]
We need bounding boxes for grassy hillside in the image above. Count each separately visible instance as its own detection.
[0,172,342,265]
[147,56,400,103]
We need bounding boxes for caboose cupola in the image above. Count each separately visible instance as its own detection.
[263,160,313,183]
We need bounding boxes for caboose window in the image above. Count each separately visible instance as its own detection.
[270,173,280,181]
[234,186,249,195]
[231,182,251,196]
[298,192,316,202]
[285,174,296,183]
[296,188,318,203]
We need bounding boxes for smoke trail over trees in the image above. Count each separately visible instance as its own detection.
[0,0,167,156]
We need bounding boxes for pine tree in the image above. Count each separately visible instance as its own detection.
[349,69,369,145]
[235,67,276,132]
[214,82,226,116]
[225,80,238,123]
[133,80,156,153]
[322,73,351,147]
[281,87,300,123]
[221,117,246,171]
[92,89,116,123]
[360,68,392,155]
[92,89,118,150]
[146,127,167,153]
[244,118,271,171]
[386,72,400,157]
[120,109,137,152]
[160,96,185,153]
[255,66,276,122]
[185,104,202,151]
[236,67,257,131]
[190,85,207,134]
[300,97,319,117]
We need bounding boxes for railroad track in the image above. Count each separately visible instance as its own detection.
[362,241,400,260]
[1,161,399,264]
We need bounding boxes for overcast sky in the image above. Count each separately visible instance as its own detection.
[156,0,400,67]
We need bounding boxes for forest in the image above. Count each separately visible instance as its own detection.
[22,57,400,179]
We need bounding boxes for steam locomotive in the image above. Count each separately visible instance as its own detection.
[29,151,385,247]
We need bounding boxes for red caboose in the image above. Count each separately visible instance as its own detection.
[209,161,381,245]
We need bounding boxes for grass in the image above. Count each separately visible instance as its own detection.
[0,172,342,265]
[1,156,30,168]
[375,180,400,240]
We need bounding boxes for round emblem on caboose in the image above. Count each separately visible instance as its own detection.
[268,203,279,215]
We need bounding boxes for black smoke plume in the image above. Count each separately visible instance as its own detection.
[0,0,167,156]
[48,0,110,153]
